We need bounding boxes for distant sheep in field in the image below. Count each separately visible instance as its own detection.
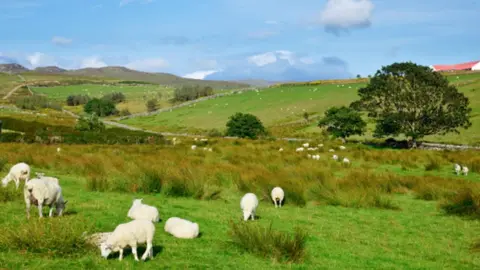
[312,154,320,160]
[57,147,61,153]
[339,146,346,150]
[24,177,67,219]
[343,158,350,165]
[127,199,160,223]
[329,149,335,152]
[302,143,309,148]
[200,138,208,142]
[240,193,258,221]
[333,155,338,161]
[296,147,305,152]
[2,162,31,189]
[191,145,197,150]
[279,148,284,152]
[462,166,469,176]
[271,187,284,208]
[164,217,200,239]
[318,144,324,147]
[100,219,155,261]
[454,164,461,175]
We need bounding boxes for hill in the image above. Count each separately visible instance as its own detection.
[34,66,67,73]
[0,64,29,74]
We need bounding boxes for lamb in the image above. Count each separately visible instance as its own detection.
[240,193,259,221]
[2,162,31,189]
[24,178,68,219]
[100,219,155,261]
[164,217,200,239]
[271,187,284,208]
[127,199,160,223]
[454,164,461,175]
[462,166,469,176]
[312,154,320,160]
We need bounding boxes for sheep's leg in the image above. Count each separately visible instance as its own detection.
[279,200,282,208]
[25,199,31,219]
[118,249,123,261]
[141,242,152,261]
[131,245,139,261]
[37,201,44,218]
[49,207,54,217]
[251,212,255,220]
[274,200,278,208]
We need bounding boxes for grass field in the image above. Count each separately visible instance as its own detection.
[120,72,480,145]
[0,140,479,269]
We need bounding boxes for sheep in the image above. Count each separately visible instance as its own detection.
[191,145,197,150]
[127,199,160,223]
[296,147,304,152]
[208,148,213,152]
[240,193,258,221]
[318,144,324,147]
[339,146,346,150]
[271,187,284,208]
[333,155,338,161]
[343,157,350,165]
[164,217,200,239]
[56,147,61,153]
[278,148,284,152]
[454,164,461,175]
[100,219,155,261]
[307,154,312,158]
[302,143,309,148]
[329,149,335,152]
[2,162,31,189]
[312,154,320,160]
[24,178,68,219]
[35,173,59,185]
[462,166,469,176]
[200,138,208,142]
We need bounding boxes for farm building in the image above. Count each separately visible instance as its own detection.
[429,60,480,72]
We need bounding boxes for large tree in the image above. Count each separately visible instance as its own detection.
[225,112,266,139]
[318,106,367,142]
[350,62,472,147]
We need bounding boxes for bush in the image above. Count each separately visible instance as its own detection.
[229,221,307,263]
[101,92,126,104]
[75,113,105,132]
[84,98,117,116]
[0,217,95,257]
[440,187,480,219]
[0,185,22,203]
[225,113,267,139]
[171,85,214,103]
[119,108,131,116]
[66,95,91,106]
[207,128,223,137]
[146,99,158,112]
[15,95,62,111]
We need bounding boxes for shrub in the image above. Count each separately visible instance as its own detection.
[0,217,95,257]
[207,128,223,137]
[225,113,267,139]
[101,92,126,104]
[146,99,158,112]
[0,157,7,171]
[66,95,91,106]
[171,85,214,102]
[75,113,105,132]
[119,108,131,116]
[0,185,22,203]
[425,157,441,171]
[14,95,62,111]
[228,221,307,263]
[84,98,117,116]
[440,187,480,219]
[318,106,366,142]
[472,239,480,252]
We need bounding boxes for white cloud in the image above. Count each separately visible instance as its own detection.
[319,0,374,32]
[247,52,277,67]
[299,57,315,65]
[80,56,107,68]
[265,20,279,25]
[52,36,72,46]
[119,0,153,7]
[125,58,169,72]
[276,50,295,65]
[27,52,57,68]
[183,70,219,80]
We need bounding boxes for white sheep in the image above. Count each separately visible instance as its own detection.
[35,173,59,185]
[278,148,284,152]
[2,162,31,189]
[191,145,197,150]
[208,148,213,152]
[333,155,338,161]
[200,138,208,142]
[318,144,324,147]
[296,147,304,152]
[164,217,200,239]
[454,164,461,175]
[312,154,320,160]
[307,154,312,158]
[329,149,335,152]
[343,157,350,165]
[302,143,309,148]
[56,147,61,153]
[271,187,284,208]
[127,199,160,223]
[339,146,346,150]
[240,193,258,221]
[24,178,68,219]
[462,166,469,176]
[100,219,155,261]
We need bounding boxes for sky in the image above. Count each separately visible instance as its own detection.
[0,0,479,81]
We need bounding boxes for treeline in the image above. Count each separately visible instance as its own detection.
[171,85,214,103]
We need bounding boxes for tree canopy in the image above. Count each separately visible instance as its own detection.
[84,98,117,117]
[350,62,471,146]
[225,112,266,139]
[318,106,366,141]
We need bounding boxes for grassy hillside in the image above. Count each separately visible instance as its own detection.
[120,72,480,145]
[0,139,479,268]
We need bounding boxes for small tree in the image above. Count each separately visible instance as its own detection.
[146,99,158,112]
[351,62,472,147]
[225,112,266,139]
[75,113,105,132]
[84,98,117,116]
[318,106,366,142]
[356,74,361,79]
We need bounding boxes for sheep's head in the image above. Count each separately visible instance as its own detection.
[100,243,112,258]
[56,200,68,216]
[243,210,251,221]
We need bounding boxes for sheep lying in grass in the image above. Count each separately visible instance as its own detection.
[454,164,461,175]
[24,178,68,219]
[164,217,200,239]
[271,187,284,208]
[2,162,30,189]
[279,148,284,152]
[240,193,258,221]
[127,199,160,223]
[100,219,155,261]
[462,166,469,176]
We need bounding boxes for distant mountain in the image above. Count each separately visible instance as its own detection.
[233,79,278,87]
[0,63,29,74]
[34,66,67,73]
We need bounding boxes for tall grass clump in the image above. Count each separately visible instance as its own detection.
[0,185,22,203]
[472,239,480,252]
[425,156,442,171]
[0,217,95,257]
[440,187,480,219]
[0,157,7,171]
[228,221,307,263]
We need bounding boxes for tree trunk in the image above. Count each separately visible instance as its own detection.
[411,138,418,149]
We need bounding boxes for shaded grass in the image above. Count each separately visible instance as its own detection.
[0,185,22,203]
[440,187,480,219]
[228,221,307,263]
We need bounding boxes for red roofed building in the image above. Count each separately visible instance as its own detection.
[430,60,480,72]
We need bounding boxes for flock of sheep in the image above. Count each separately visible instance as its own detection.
[289,142,351,165]
[1,160,285,262]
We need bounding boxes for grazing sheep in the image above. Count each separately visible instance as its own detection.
[271,187,284,208]
[56,147,61,153]
[318,144,324,147]
[127,199,160,223]
[2,162,31,189]
[333,155,338,161]
[24,178,68,219]
[296,147,305,152]
[302,143,309,148]
[454,164,461,175]
[200,138,208,142]
[240,193,259,221]
[462,166,469,176]
[279,148,284,152]
[164,217,200,239]
[329,149,335,152]
[208,148,213,152]
[339,146,346,150]
[312,154,320,160]
[343,157,350,165]
[191,145,197,150]
[100,219,155,261]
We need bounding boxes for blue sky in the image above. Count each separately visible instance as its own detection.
[0,0,479,81]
